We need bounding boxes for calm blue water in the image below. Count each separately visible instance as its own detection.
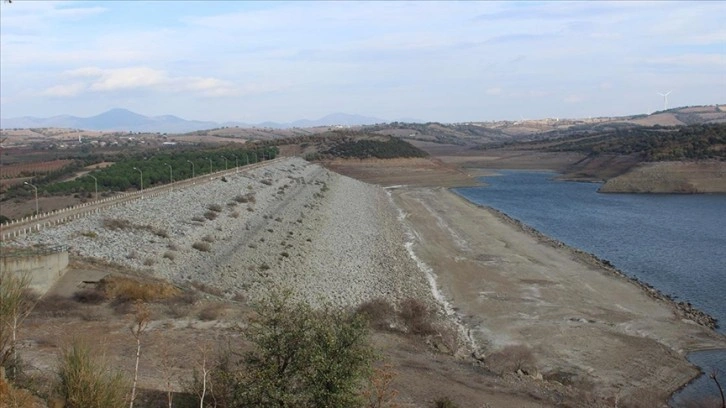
[455,171,726,404]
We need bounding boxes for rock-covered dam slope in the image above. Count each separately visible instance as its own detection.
[18,157,432,308]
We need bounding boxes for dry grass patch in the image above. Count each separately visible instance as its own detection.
[190,281,224,297]
[98,275,181,303]
[32,294,78,318]
[102,218,133,230]
[198,302,227,321]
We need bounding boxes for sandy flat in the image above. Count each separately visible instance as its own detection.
[390,186,726,403]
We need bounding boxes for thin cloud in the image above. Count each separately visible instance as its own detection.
[46,66,240,98]
[42,83,86,97]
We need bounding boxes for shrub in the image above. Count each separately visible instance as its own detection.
[151,227,169,238]
[200,293,373,407]
[80,231,97,238]
[207,203,223,213]
[201,234,215,243]
[192,215,206,223]
[356,298,396,331]
[234,193,256,203]
[204,211,218,221]
[143,258,155,266]
[192,242,211,252]
[163,251,176,261]
[486,344,536,376]
[398,298,436,335]
[72,289,106,305]
[433,397,460,408]
[55,342,127,408]
[229,211,240,218]
[260,179,272,186]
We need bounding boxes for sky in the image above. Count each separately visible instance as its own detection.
[1,1,724,123]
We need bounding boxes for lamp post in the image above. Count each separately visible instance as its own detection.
[232,155,239,173]
[244,153,249,166]
[132,167,143,194]
[220,156,228,171]
[186,160,195,178]
[24,181,38,214]
[89,174,98,200]
[206,157,213,174]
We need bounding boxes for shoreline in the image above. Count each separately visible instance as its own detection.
[455,167,722,332]
[391,185,726,403]
[476,203,719,331]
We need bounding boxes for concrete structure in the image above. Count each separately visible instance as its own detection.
[1,246,69,295]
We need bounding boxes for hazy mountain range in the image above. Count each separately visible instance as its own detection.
[0,109,390,133]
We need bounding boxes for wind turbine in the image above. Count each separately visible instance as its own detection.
[657,91,672,111]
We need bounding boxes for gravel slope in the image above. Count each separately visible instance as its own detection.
[17,157,432,308]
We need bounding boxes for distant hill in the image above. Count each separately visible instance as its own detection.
[366,105,726,146]
[0,108,218,133]
[0,109,387,133]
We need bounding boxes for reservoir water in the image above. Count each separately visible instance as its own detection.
[455,171,726,404]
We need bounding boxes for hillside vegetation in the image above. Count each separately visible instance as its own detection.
[324,137,428,159]
[549,124,724,161]
[507,123,726,162]
[297,131,429,160]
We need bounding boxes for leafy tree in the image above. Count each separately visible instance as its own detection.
[199,293,373,408]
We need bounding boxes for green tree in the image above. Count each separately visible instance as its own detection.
[201,293,373,408]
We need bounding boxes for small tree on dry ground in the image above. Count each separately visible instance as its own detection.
[0,269,33,379]
[128,301,150,408]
